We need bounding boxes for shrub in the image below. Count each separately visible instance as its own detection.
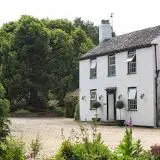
[14,109,31,114]
[10,102,26,113]
[74,104,80,121]
[0,83,10,142]
[115,100,124,120]
[92,101,101,109]
[53,124,111,160]
[65,94,78,118]
[113,128,143,159]
[92,101,101,121]
[30,136,42,159]
[54,140,73,160]
[54,107,65,117]
[0,138,26,160]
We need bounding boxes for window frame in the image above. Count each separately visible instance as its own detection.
[128,87,137,111]
[108,54,116,77]
[90,89,97,110]
[128,50,136,74]
[90,58,97,79]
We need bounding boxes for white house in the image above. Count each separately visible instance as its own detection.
[79,20,160,127]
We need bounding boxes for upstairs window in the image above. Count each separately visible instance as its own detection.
[127,51,136,74]
[108,54,116,76]
[90,89,97,109]
[90,59,97,79]
[128,87,137,110]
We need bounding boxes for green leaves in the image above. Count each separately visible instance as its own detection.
[0,83,10,142]
[0,15,97,108]
[114,128,143,159]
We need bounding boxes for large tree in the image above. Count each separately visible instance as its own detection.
[74,17,99,45]
[0,16,97,109]
[12,15,51,108]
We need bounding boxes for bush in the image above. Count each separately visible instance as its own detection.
[54,107,65,117]
[0,83,10,142]
[11,103,44,113]
[65,94,78,118]
[115,100,124,110]
[14,109,31,114]
[10,102,26,113]
[74,104,80,121]
[30,136,42,159]
[115,100,124,120]
[112,128,144,159]
[0,138,26,160]
[53,124,111,160]
[92,101,101,109]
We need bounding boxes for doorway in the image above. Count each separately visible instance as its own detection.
[106,88,116,121]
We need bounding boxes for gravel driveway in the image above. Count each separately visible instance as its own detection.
[10,117,160,158]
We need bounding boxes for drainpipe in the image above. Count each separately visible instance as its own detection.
[153,44,158,127]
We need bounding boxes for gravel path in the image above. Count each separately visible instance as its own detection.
[10,117,160,158]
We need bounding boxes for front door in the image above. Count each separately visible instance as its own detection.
[106,88,116,121]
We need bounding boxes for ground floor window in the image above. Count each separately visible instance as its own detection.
[128,87,137,110]
[90,89,97,109]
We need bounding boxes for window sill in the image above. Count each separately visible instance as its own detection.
[89,77,97,79]
[127,72,136,75]
[90,108,96,110]
[107,75,116,77]
[127,109,138,111]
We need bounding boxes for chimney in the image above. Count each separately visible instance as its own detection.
[99,19,113,43]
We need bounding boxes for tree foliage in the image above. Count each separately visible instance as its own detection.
[0,15,97,109]
[0,83,10,142]
[74,17,99,45]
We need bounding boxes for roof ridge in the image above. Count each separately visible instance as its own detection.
[106,25,160,41]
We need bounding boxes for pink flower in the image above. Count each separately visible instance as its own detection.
[26,153,33,160]
[151,144,160,156]
[128,117,132,127]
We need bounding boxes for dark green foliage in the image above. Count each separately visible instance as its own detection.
[92,101,102,109]
[74,17,99,45]
[115,100,124,120]
[0,84,10,142]
[65,94,78,118]
[74,104,80,121]
[42,18,76,34]
[115,100,124,110]
[54,107,65,117]
[0,16,96,110]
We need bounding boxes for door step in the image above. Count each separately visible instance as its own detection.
[100,120,117,126]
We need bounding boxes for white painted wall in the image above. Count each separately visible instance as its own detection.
[79,46,156,126]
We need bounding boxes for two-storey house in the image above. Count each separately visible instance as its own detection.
[79,20,160,127]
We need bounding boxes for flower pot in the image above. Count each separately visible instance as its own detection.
[116,120,125,126]
[92,118,101,122]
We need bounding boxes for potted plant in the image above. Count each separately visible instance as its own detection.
[92,101,102,122]
[115,100,125,126]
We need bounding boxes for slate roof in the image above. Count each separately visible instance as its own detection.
[80,25,160,60]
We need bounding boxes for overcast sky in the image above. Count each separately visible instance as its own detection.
[0,0,160,35]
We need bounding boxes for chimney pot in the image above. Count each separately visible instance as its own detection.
[101,19,109,24]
